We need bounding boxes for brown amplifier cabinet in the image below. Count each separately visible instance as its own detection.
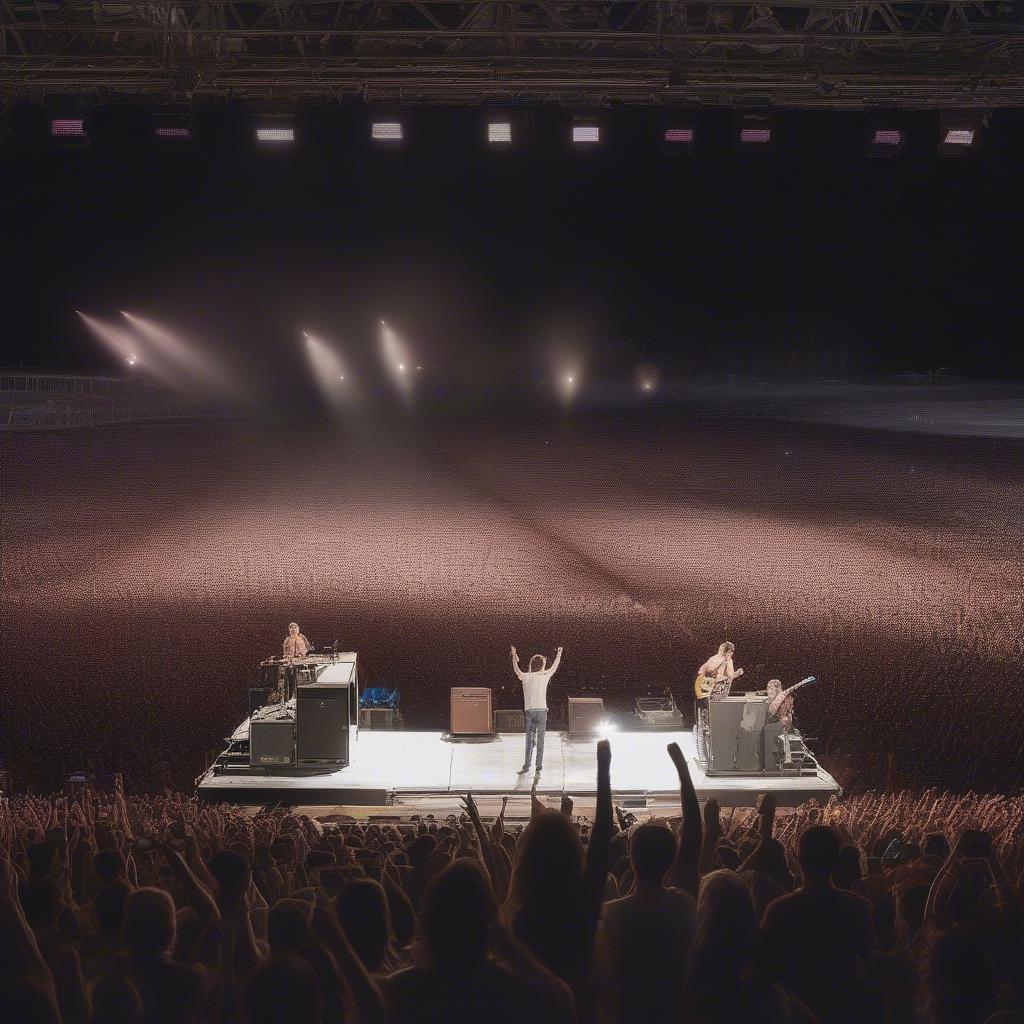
[567,697,605,737]
[450,687,494,736]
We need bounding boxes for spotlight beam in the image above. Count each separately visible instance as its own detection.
[120,312,236,399]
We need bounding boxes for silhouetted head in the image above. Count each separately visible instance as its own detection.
[18,880,62,932]
[923,833,951,861]
[208,849,252,908]
[26,843,56,881]
[419,858,497,971]
[268,898,313,953]
[833,844,865,889]
[696,870,758,975]
[93,849,126,885]
[798,825,841,884]
[90,974,143,1024]
[529,654,547,672]
[335,879,391,972]
[629,821,677,885]
[511,810,583,904]
[123,887,175,956]
[95,881,131,937]
[243,955,323,1024]
[406,833,437,870]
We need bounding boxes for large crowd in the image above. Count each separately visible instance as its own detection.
[2,742,1023,1024]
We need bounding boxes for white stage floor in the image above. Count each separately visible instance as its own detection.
[198,729,840,808]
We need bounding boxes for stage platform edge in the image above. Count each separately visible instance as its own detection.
[197,728,840,811]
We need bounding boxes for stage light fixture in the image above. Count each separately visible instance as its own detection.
[944,129,974,145]
[865,115,905,158]
[152,114,193,145]
[487,121,513,145]
[256,125,295,144]
[938,111,986,155]
[371,120,404,143]
[51,117,87,142]
[664,120,696,154]
[665,127,694,144]
[571,118,600,145]
[736,112,773,154]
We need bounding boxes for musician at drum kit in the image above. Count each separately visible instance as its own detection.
[283,622,310,659]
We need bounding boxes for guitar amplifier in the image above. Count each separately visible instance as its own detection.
[450,688,493,736]
[250,720,295,767]
[567,697,605,737]
[494,709,525,733]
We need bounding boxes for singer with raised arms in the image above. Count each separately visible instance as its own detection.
[511,644,563,780]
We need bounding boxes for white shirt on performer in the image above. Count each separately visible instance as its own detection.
[512,647,563,711]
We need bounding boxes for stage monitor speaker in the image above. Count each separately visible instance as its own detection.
[708,697,768,773]
[494,709,525,732]
[250,721,295,767]
[450,688,493,736]
[248,688,271,721]
[567,697,605,737]
[359,708,397,730]
[763,721,785,772]
[297,686,349,765]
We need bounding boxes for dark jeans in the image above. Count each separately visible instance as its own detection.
[524,709,547,769]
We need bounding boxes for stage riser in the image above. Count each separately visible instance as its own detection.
[198,729,840,808]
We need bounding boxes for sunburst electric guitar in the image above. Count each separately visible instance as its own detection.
[694,667,743,700]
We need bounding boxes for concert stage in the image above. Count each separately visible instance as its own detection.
[197,727,840,813]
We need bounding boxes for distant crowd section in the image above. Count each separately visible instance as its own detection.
[2,744,1024,1024]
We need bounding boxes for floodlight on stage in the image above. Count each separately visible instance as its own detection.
[256,125,295,144]
[152,114,193,144]
[865,115,905,158]
[487,121,513,145]
[736,110,773,153]
[572,123,600,145]
[51,118,87,141]
[372,121,404,143]
[938,111,985,155]
[665,128,694,143]
[739,125,771,144]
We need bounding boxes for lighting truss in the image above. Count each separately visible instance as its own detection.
[5,2,1024,108]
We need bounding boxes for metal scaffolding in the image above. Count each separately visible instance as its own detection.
[2,1,1024,108]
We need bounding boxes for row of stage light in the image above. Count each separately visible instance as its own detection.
[45,109,988,156]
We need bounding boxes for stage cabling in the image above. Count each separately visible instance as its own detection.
[3,1,1024,108]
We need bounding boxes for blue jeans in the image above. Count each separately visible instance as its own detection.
[524,709,547,769]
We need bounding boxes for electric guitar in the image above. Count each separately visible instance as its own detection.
[767,676,816,715]
[694,667,743,700]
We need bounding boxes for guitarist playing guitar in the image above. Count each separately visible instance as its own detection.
[694,641,744,700]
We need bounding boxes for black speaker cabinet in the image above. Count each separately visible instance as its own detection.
[250,720,295,767]
[297,686,350,765]
[708,697,768,773]
[494,709,525,732]
[567,697,605,737]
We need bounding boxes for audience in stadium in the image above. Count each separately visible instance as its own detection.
[1,745,1023,1024]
